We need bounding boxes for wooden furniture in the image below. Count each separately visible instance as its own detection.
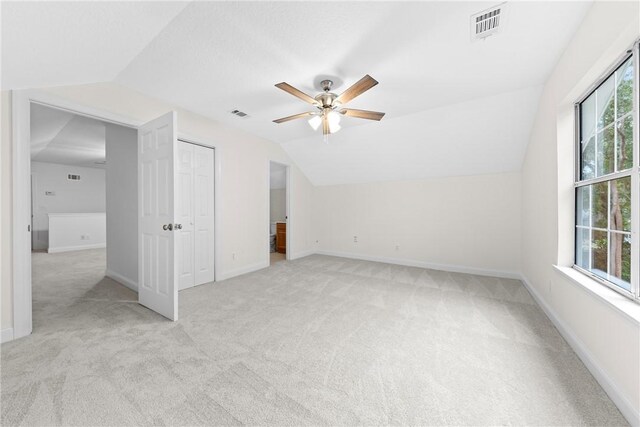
[276,222,286,254]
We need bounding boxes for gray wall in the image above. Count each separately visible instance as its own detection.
[105,124,138,289]
[31,161,106,250]
[270,189,286,223]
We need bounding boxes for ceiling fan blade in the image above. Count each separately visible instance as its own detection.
[339,108,385,121]
[275,82,319,105]
[273,112,314,124]
[334,75,378,105]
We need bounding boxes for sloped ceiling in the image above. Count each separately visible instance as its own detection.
[31,104,107,169]
[2,1,592,185]
[1,1,189,89]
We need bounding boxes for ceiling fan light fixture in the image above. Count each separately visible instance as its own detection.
[273,74,383,141]
[308,115,322,131]
[327,110,340,126]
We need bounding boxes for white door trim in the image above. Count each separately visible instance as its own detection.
[267,160,291,262]
[11,89,141,340]
[10,90,220,340]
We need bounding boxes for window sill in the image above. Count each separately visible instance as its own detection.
[553,265,640,325]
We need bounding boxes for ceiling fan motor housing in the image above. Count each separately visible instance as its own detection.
[315,92,338,109]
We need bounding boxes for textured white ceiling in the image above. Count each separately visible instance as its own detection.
[1,1,188,89]
[114,1,590,184]
[282,85,543,185]
[4,1,592,185]
[31,104,107,169]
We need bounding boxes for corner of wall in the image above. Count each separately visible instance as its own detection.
[1,90,14,331]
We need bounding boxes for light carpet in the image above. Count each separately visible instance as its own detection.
[1,249,627,426]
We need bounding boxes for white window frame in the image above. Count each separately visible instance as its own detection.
[573,40,640,302]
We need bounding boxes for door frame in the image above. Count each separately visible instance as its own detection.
[267,160,291,261]
[11,89,221,340]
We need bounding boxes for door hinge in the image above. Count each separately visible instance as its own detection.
[27,225,31,232]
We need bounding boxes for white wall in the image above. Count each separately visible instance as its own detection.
[30,161,106,250]
[0,82,317,335]
[1,91,14,337]
[521,1,639,424]
[48,213,106,252]
[315,172,521,276]
[105,123,138,289]
[31,83,317,278]
[270,189,286,223]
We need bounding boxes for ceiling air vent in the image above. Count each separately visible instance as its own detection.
[230,109,249,118]
[67,174,81,181]
[471,3,506,41]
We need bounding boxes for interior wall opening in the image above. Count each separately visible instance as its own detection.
[269,161,288,264]
[29,102,138,332]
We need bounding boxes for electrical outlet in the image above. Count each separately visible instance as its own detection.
[395,245,400,251]
[353,236,358,243]
[232,252,236,260]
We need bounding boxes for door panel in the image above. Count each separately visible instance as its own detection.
[177,141,195,290]
[138,111,178,321]
[193,144,215,285]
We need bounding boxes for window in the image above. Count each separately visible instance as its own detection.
[575,43,639,301]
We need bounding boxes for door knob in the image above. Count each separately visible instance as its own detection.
[163,224,173,231]
[163,224,168,230]
[175,224,182,230]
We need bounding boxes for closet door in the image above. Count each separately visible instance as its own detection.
[176,141,195,290]
[193,145,215,285]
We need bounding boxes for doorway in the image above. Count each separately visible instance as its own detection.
[11,90,220,340]
[28,103,135,331]
[269,161,289,265]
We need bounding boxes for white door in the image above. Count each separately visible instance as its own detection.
[138,112,178,321]
[193,144,215,285]
[177,141,195,290]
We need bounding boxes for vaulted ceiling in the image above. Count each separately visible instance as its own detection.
[2,1,592,185]
[30,104,108,169]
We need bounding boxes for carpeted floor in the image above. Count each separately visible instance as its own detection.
[1,249,627,426]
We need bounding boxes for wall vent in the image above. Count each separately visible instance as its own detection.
[67,174,81,181]
[471,3,506,41]
[230,109,249,118]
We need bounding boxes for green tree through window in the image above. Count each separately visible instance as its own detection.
[576,53,637,296]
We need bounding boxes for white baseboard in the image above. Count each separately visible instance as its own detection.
[105,269,138,292]
[1,328,14,344]
[520,274,639,427]
[289,249,315,260]
[217,260,269,281]
[314,250,521,279]
[48,243,106,253]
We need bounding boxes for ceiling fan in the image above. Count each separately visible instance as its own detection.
[273,75,385,140]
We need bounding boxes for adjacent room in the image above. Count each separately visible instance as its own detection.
[1,1,639,426]
[28,103,143,332]
[269,161,287,264]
